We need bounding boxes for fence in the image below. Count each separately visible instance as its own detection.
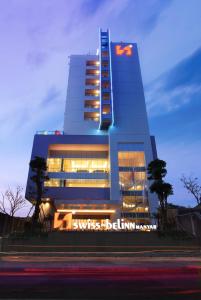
[0,213,26,236]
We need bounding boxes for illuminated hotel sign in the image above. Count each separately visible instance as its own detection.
[73,220,157,231]
[54,212,157,231]
[115,45,133,56]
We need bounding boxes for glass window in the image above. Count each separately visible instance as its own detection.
[65,179,109,188]
[118,151,145,167]
[122,196,149,213]
[102,105,111,114]
[119,172,146,191]
[47,158,62,172]
[102,51,109,57]
[85,89,99,97]
[102,81,110,89]
[44,179,60,187]
[44,179,109,188]
[86,60,99,66]
[102,71,109,78]
[102,60,109,67]
[84,100,99,109]
[85,79,99,86]
[102,92,110,100]
[63,158,109,173]
[86,69,100,75]
[84,112,99,122]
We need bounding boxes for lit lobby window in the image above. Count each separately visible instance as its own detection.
[65,179,109,188]
[47,158,62,172]
[63,158,109,173]
[44,179,60,187]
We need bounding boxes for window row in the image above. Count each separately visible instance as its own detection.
[47,158,109,173]
[44,178,109,188]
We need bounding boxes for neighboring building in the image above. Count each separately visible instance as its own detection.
[168,205,201,238]
[26,29,158,231]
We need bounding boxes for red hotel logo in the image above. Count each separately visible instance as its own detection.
[115,45,132,56]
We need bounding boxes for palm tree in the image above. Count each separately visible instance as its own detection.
[147,159,173,231]
[147,159,167,180]
[29,156,49,231]
[150,180,173,230]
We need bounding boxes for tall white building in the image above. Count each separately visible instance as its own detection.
[26,30,158,230]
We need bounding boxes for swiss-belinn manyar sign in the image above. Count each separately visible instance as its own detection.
[73,220,157,231]
[54,213,157,231]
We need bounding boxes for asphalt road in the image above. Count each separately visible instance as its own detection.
[0,255,201,299]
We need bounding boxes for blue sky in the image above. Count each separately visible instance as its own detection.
[0,0,201,214]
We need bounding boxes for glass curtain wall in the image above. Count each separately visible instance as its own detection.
[46,151,109,188]
[118,151,149,215]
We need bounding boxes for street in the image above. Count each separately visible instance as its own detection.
[0,255,201,299]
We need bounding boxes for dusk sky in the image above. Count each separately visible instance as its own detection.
[0,0,201,214]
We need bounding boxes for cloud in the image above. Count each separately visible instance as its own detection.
[26,51,48,67]
[41,86,61,106]
[145,47,201,116]
[163,48,201,90]
[81,0,108,16]
[132,0,173,35]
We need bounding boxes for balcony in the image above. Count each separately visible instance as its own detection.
[84,100,100,109]
[85,78,100,86]
[86,69,100,76]
[85,89,100,97]
[84,112,99,122]
[86,60,100,67]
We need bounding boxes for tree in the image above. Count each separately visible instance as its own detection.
[181,175,201,206]
[147,159,167,180]
[147,159,173,230]
[0,186,27,217]
[29,156,49,229]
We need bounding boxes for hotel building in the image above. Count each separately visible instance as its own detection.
[26,29,158,231]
